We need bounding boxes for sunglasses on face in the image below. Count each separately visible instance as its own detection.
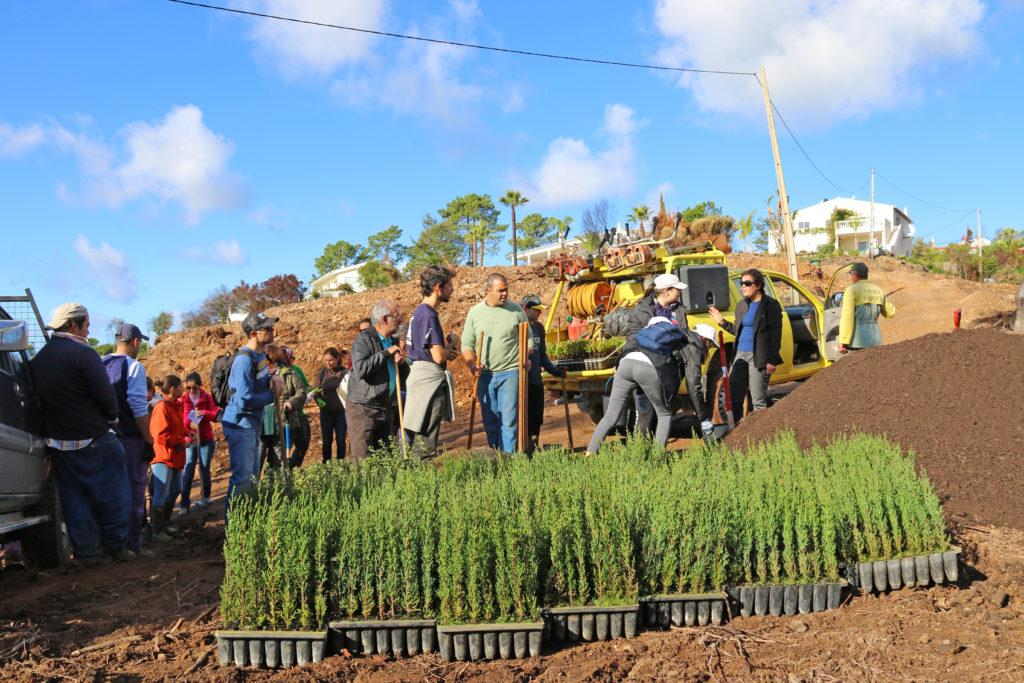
[740,280,756,287]
[186,385,199,391]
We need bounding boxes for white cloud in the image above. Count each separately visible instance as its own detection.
[653,0,984,124]
[0,122,45,157]
[521,104,646,206]
[182,238,248,266]
[330,34,483,123]
[37,105,247,224]
[239,0,389,77]
[72,235,138,304]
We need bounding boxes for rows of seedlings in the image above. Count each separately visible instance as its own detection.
[218,431,956,667]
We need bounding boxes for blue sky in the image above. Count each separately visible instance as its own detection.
[2,0,1021,336]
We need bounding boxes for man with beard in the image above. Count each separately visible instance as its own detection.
[402,265,459,458]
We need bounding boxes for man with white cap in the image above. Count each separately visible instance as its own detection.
[30,303,134,563]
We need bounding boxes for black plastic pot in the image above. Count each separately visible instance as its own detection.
[215,630,326,668]
[641,594,726,627]
[327,619,436,657]
[544,605,640,644]
[729,582,844,617]
[436,622,543,661]
[847,548,961,594]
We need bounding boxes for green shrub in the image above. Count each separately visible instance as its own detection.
[220,432,950,629]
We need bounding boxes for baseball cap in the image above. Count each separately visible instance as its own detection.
[850,262,868,277]
[46,302,88,330]
[242,311,279,335]
[520,294,547,310]
[653,273,687,290]
[693,323,719,347]
[116,323,149,341]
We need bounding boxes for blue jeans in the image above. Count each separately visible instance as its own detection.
[223,422,259,520]
[477,369,519,453]
[50,431,131,557]
[180,440,214,510]
[150,462,182,508]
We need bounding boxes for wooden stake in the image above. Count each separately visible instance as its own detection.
[394,355,407,459]
[561,375,574,451]
[517,322,529,452]
[467,330,484,449]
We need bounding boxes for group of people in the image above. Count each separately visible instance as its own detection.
[31,260,893,562]
[30,306,220,562]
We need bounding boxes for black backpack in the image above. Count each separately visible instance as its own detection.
[210,350,237,408]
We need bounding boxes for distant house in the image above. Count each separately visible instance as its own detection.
[771,197,916,258]
[308,262,367,298]
[506,237,584,265]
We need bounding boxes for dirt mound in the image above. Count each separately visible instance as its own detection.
[726,328,1024,530]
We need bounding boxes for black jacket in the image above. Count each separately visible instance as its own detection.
[31,335,118,440]
[621,294,690,357]
[719,294,784,370]
[347,328,410,408]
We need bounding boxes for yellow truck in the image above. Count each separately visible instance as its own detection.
[540,236,840,428]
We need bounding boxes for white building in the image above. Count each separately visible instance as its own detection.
[507,237,584,265]
[771,197,916,258]
[308,262,367,298]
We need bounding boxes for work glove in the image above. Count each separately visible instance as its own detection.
[701,419,718,445]
[560,368,568,378]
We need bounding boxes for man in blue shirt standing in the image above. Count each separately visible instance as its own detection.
[101,323,153,555]
[403,265,459,459]
[221,311,283,517]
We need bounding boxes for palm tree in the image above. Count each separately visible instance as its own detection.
[499,190,529,265]
[736,210,756,252]
[550,216,574,251]
[628,204,652,238]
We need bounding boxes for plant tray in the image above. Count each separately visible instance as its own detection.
[844,548,960,594]
[215,630,326,668]
[543,604,640,644]
[553,359,585,372]
[436,622,543,661]
[327,619,436,658]
[725,583,845,618]
[641,594,727,627]
[584,345,623,370]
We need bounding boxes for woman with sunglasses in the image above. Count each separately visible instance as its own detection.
[178,372,218,514]
[708,269,783,423]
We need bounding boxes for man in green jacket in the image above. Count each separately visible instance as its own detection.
[462,273,532,453]
[838,262,896,353]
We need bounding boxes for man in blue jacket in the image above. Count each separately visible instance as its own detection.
[222,311,283,517]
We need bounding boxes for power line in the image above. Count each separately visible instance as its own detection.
[167,0,755,76]
[874,171,971,213]
[920,211,977,242]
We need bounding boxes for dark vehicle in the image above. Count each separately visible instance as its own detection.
[0,305,70,567]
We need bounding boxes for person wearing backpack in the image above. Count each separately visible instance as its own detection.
[587,316,686,454]
[222,312,284,518]
[101,323,154,556]
[708,268,784,423]
[620,273,691,436]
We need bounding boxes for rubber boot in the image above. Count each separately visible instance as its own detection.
[151,507,172,542]
[162,502,179,535]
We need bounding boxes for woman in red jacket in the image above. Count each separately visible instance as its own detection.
[150,375,190,541]
[178,372,219,514]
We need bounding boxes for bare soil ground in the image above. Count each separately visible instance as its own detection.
[2,257,1022,681]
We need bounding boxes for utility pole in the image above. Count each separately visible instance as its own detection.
[977,207,983,281]
[759,67,799,281]
[870,169,875,259]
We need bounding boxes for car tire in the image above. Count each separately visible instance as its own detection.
[20,472,72,568]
